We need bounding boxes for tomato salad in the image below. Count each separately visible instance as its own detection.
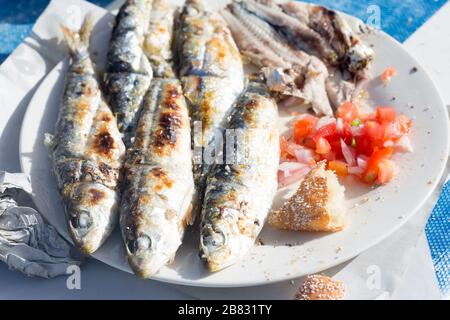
[279,102,413,187]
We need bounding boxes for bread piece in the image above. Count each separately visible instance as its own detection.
[294,274,346,300]
[268,162,346,232]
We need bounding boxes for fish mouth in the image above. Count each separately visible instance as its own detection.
[125,250,169,279]
[68,220,101,255]
[124,233,163,279]
[200,224,236,272]
[203,248,236,273]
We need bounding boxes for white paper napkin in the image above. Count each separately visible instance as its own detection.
[0,0,447,300]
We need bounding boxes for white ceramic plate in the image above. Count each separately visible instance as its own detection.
[19,2,449,287]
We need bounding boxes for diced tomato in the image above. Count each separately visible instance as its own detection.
[282,93,412,186]
[376,107,397,122]
[363,121,385,145]
[313,122,339,143]
[354,136,374,156]
[328,160,349,176]
[293,118,315,144]
[280,136,295,160]
[322,150,336,161]
[299,137,316,149]
[362,147,394,183]
[316,137,331,154]
[376,159,397,184]
[381,66,397,83]
[360,112,377,122]
[337,102,360,123]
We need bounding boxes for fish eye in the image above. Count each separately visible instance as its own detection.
[127,234,152,254]
[202,225,227,248]
[70,212,92,229]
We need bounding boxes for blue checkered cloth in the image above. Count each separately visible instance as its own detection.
[426,179,450,297]
[0,0,449,297]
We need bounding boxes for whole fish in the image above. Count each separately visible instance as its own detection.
[200,80,279,272]
[144,0,177,78]
[120,79,195,278]
[51,16,126,254]
[104,0,153,145]
[222,1,332,116]
[176,0,244,215]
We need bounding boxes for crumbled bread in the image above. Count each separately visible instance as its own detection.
[294,275,345,300]
[269,162,346,232]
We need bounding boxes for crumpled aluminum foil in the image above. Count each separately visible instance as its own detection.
[0,171,83,278]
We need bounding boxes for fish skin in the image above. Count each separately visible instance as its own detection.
[176,0,244,82]
[53,16,126,254]
[104,0,153,146]
[200,81,279,272]
[223,1,332,116]
[144,0,177,78]
[103,72,152,140]
[181,75,243,214]
[120,78,195,278]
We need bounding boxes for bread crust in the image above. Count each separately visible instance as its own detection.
[268,162,345,232]
[294,274,345,300]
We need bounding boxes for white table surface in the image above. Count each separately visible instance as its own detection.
[0,1,449,299]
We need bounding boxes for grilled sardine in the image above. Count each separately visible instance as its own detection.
[200,80,279,272]
[120,79,194,278]
[51,16,126,254]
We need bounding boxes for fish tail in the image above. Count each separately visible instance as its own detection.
[61,14,94,54]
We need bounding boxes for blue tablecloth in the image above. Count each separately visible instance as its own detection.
[0,0,449,297]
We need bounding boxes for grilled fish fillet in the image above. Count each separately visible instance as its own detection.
[223,1,332,116]
[51,16,126,254]
[200,80,279,272]
[223,0,374,113]
[278,1,373,77]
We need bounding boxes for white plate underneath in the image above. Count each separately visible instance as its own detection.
[19,4,449,287]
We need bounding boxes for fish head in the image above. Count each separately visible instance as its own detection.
[64,183,119,254]
[200,207,257,272]
[121,206,182,279]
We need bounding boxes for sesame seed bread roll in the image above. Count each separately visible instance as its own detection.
[294,274,346,300]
